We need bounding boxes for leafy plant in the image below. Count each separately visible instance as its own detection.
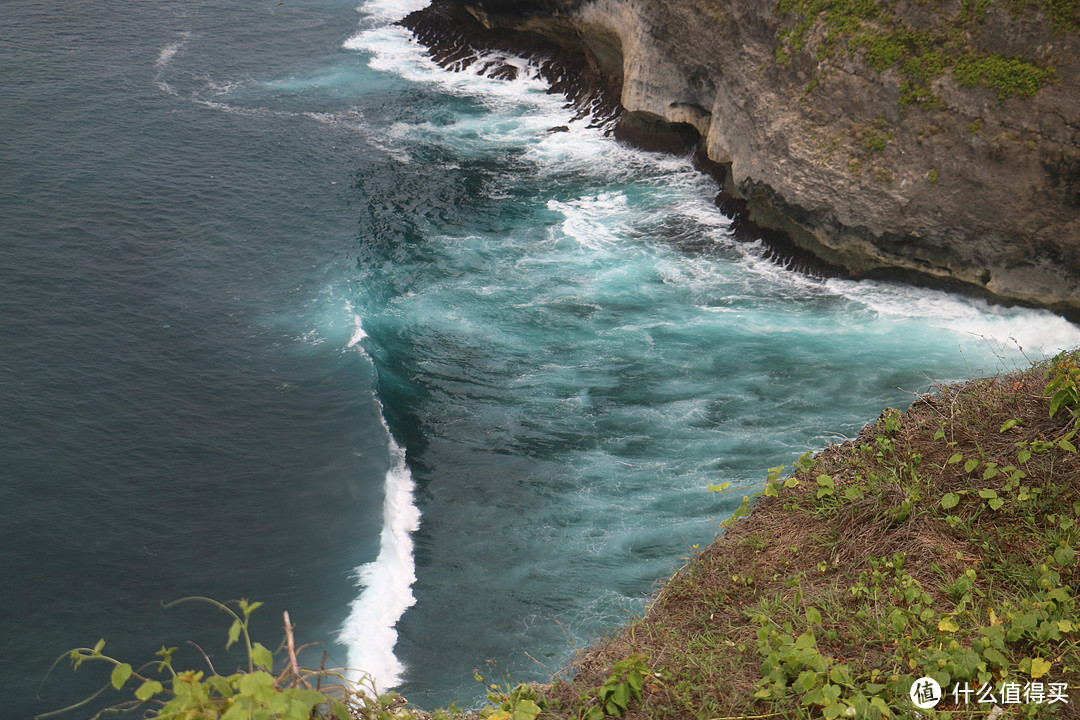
[39,597,413,720]
[481,682,546,720]
[580,656,651,720]
[1046,351,1080,429]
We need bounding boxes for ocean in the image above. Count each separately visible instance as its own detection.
[2,0,1079,717]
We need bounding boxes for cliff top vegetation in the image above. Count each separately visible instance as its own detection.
[774,0,1077,107]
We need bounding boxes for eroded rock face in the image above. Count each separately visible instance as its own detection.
[402,0,1080,319]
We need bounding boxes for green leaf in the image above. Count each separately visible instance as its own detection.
[829,664,853,687]
[1050,389,1072,418]
[294,688,327,707]
[135,679,163,702]
[964,458,979,473]
[110,663,132,690]
[947,453,963,465]
[239,599,265,618]
[815,475,835,499]
[251,642,274,671]
[222,702,250,720]
[801,687,824,707]
[237,670,275,701]
[954,648,982,677]
[978,489,997,499]
[824,702,847,719]
[513,699,542,720]
[805,607,823,626]
[983,647,1007,667]
[796,669,819,692]
[707,483,731,493]
[1054,545,1075,566]
[938,616,960,633]
[930,670,951,690]
[227,618,242,650]
[941,492,960,509]
[207,675,235,697]
[934,428,946,440]
[608,682,630,714]
[1059,438,1077,453]
[989,497,1004,510]
[93,639,106,654]
[794,630,817,650]
[1029,657,1051,679]
[1000,418,1018,432]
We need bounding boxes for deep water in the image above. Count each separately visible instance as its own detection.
[3,0,1079,717]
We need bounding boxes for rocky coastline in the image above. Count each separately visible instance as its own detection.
[400,0,1080,319]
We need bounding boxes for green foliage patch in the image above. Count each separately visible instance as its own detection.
[40,597,431,720]
[773,0,1064,105]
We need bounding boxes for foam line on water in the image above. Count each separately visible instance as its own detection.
[339,432,419,691]
[155,31,191,69]
[827,277,1080,357]
[153,31,191,95]
[339,309,420,691]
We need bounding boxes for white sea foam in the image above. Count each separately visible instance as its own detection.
[155,31,191,70]
[347,308,369,347]
[153,31,191,95]
[343,0,596,130]
[826,277,1080,357]
[339,430,420,691]
[548,193,633,250]
[338,309,420,691]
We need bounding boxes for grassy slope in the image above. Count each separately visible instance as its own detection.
[528,353,1080,720]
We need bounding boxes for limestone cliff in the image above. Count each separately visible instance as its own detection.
[402,0,1080,318]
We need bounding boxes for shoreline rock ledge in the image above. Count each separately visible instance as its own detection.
[401,0,1080,320]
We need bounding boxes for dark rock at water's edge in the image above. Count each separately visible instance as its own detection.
[398,0,621,128]
[400,0,1080,320]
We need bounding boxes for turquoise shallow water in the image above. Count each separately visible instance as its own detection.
[2,0,1079,716]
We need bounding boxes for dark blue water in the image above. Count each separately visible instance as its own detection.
[3,1,1078,717]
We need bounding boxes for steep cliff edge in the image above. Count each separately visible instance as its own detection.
[402,0,1080,318]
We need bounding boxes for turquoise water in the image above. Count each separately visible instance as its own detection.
[2,0,1079,716]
